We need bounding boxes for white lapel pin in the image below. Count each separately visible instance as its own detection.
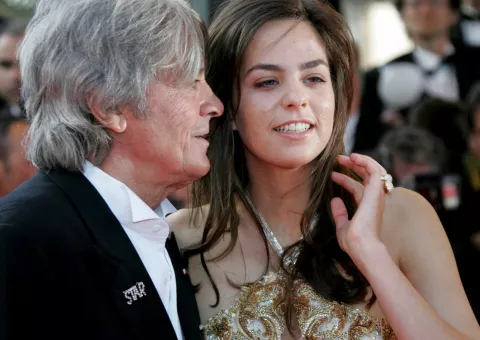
[123,282,147,305]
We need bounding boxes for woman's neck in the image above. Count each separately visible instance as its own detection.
[245,156,313,245]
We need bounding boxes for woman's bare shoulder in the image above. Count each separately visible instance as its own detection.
[380,187,440,260]
[384,187,437,224]
[167,205,210,249]
[381,186,447,258]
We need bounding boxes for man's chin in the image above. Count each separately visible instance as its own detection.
[185,162,211,181]
[416,30,444,41]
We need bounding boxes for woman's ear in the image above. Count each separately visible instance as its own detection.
[87,94,127,134]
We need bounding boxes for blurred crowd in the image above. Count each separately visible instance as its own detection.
[0,0,479,321]
[347,0,480,320]
[0,19,35,198]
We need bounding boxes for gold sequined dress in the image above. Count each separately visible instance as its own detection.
[200,269,395,339]
[203,195,395,339]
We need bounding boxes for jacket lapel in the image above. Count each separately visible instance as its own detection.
[394,52,415,63]
[46,170,178,340]
[166,234,202,340]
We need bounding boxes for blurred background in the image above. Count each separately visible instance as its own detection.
[0,0,455,69]
[0,0,479,322]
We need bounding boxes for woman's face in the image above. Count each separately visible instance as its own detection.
[235,19,335,170]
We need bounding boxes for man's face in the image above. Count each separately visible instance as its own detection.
[401,0,458,40]
[116,68,224,189]
[0,121,37,196]
[0,34,22,104]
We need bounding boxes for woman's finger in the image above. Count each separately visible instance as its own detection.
[350,154,387,180]
[337,155,367,179]
[349,154,388,214]
[331,197,349,236]
[331,171,364,203]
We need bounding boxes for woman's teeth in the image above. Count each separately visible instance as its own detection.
[274,123,311,132]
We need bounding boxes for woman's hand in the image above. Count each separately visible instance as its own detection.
[330,153,390,259]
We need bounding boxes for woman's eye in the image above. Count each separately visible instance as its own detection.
[305,76,324,84]
[254,79,278,88]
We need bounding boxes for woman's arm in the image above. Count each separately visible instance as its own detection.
[332,154,480,340]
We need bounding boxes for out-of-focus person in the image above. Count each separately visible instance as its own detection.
[353,0,480,153]
[0,20,27,119]
[0,115,36,196]
[376,125,479,321]
[376,126,446,197]
[452,0,480,46]
[376,124,461,238]
[409,97,468,173]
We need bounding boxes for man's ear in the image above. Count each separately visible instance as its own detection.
[87,94,127,134]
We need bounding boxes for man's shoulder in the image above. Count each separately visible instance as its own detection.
[0,172,77,232]
[387,51,415,64]
[364,51,415,74]
[0,170,102,253]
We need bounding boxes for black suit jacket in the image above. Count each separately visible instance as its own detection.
[353,45,480,152]
[451,12,480,48]
[0,170,202,340]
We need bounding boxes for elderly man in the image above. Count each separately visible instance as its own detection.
[0,1,223,340]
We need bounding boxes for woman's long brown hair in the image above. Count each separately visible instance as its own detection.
[185,0,373,330]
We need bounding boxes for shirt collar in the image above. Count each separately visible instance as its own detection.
[155,199,177,219]
[82,161,175,237]
[413,41,455,71]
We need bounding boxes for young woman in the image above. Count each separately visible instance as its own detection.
[168,0,480,338]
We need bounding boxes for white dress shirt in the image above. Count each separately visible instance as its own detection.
[9,104,22,118]
[413,42,459,101]
[82,162,183,340]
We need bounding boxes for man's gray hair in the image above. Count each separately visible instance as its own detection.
[19,0,206,171]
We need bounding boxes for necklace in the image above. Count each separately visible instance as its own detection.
[244,193,318,269]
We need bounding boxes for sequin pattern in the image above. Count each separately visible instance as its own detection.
[201,270,396,340]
